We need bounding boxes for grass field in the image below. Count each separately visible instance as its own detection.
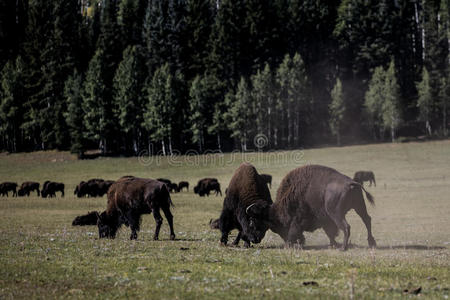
[0,141,449,299]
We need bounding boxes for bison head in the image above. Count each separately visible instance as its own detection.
[96,211,119,239]
[244,201,271,244]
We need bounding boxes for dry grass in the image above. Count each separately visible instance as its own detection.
[0,140,449,299]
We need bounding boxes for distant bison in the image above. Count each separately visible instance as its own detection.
[168,183,179,193]
[72,211,99,226]
[157,178,172,185]
[41,181,65,198]
[246,165,376,250]
[18,181,40,196]
[178,181,189,192]
[97,176,175,240]
[0,182,17,197]
[353,171,376,187]
[215,163,272,247]
[75,179,114,197]
[260,174,272,188]
[194,178,222,197]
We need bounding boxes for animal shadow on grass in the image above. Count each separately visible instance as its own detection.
[262,243,446,251]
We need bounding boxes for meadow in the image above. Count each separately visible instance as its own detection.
[0,140,449,299]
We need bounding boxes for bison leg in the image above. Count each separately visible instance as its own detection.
[152,208,163,240]
[218,210,234,245]
[231,231,241,246]
[354,205,376,248]
[126,211,141,240]
[161,205,175,240]
[322,221,339,248]
[331,216,351,251]
[286,218,305,248]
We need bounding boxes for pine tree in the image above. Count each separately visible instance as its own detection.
[416,68,433,135]
[64,70,84,156]
[329,78,345,146]
[365,66,387,139]
[382,60,402,142]
[113,45,146,154]
[228,77,253,151]
[188,75,207,151]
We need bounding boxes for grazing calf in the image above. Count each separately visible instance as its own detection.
[96,176,175,240]
[353,171,376,187]
[0,182,18,197]
[72,211,99,226]
[41,181,65,198]
[178,181,189,192]
[215,163,272,247]
[18,181,40,196]
[246,165,376,250]
[260,174,272,188]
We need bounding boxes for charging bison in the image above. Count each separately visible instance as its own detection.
[41,181,65,198]
[353,171,376,187]
[246,165,376,250]
[0,182,18,197]
[194,178,222,197]
[18,181,40,196]
[214,163,272,247]
[96,176,175,240]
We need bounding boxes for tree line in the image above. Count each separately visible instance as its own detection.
[0,0,449,156]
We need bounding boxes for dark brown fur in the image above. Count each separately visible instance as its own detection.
[178,181,189,192]
[41,182,65,198]
[0,182,17,197]
[353,171,376,187]
[194,178,221,196]
[260,174,272,188]
[97,176,175,240]
[247,165,376,250]
[18,181,40,196]
[216,163,272,247]
[72,211,99,226]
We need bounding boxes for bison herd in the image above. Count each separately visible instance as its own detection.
[2,165,377,250]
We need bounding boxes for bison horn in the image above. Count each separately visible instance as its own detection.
[246,203,257,215]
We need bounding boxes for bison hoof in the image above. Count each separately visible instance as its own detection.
[170,234,176,240]
[153,236,159,241]
[368,237,377,248]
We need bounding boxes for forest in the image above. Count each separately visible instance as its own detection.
[0,0,449,155]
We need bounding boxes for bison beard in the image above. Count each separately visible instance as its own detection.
[214,163,272,247]
[246,165,376,250]
[96,177,175,241]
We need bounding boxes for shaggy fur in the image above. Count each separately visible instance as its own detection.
[178,181,189,192]
[247,165,376,250]
[41,181,65,198]
[260,174,272,188]
[353,171,376,187]
[0,182,18,197]
[75,179,113,197]
[72,211,99,226]
[18,181,40,196]
[97,176,175,240]
[216,163,272,247]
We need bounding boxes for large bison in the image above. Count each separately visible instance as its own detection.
[0,182,18,197]
[18,181,40,196]
[96,176,175,240]
[215,163,272,247]
[246,165,376,251]
[194,178,222,197]
[260,174,272,188]
[41,181,65,198]
[353,171,376,187]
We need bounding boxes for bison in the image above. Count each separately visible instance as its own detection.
[18,181,40,196]
[260,174,272,188]
[75,179,114,197]
[41,181,65,198]
[246,165,376,250]
[157,178,172,185]
[353,171,376,187]
[178,181,189,192]
[215,163,272,247]
[96,176,175,240]
[0,182,17,197]
[72,211,99,226]
[194,178,222,197]
[168,183,179,193]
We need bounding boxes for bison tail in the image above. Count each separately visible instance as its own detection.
[351,182,375,206]
[160,183,174,207]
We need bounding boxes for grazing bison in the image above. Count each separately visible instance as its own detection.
[260,174,272,188]
[75,179,113,197]
[215,163,272,247]
[96,176,175,240]
[41,181,65,198]
[246,165,376,250]
[72,211,99,226]
[168,183,179,193]
[18,181,40,196]
[157,178,172,185]
[0,182,18,197]
[353,171,376,187]
[178,181,189,192]
[194,178,222,197]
